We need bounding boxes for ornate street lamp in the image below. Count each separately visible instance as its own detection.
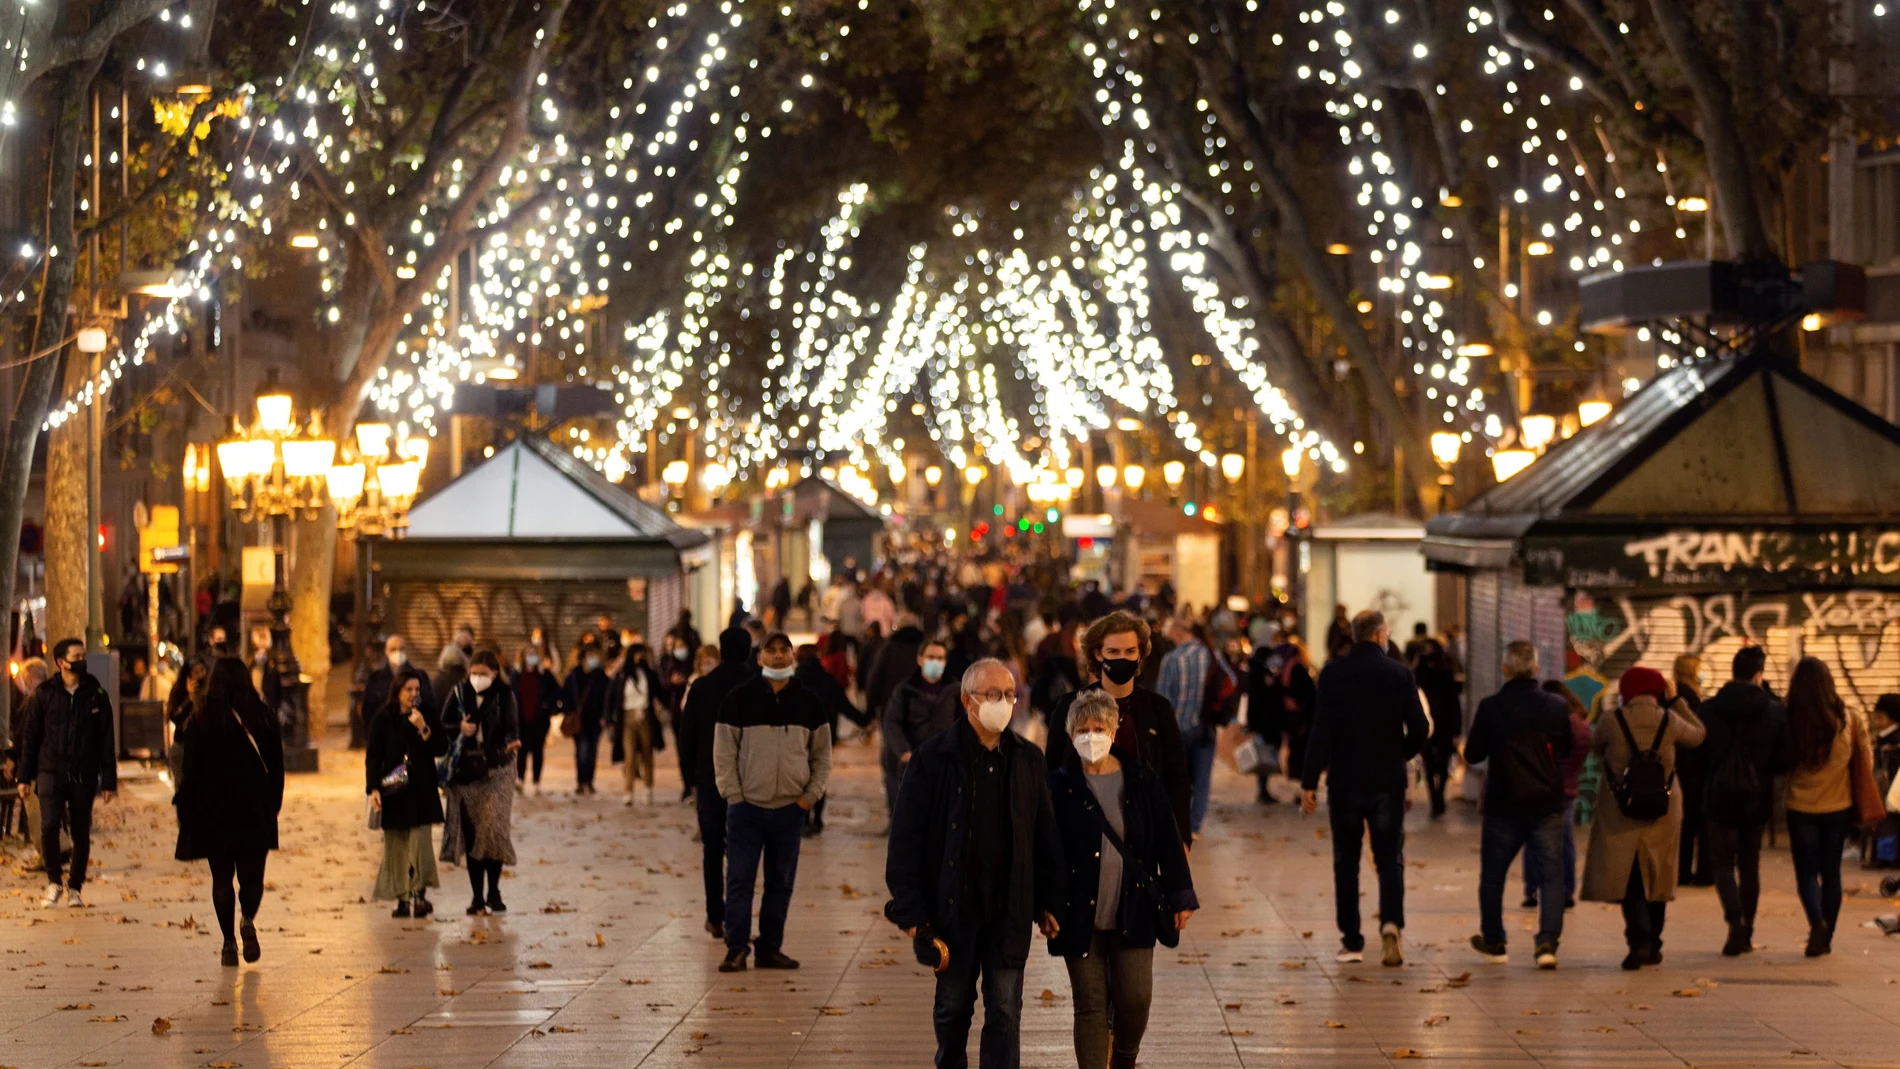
[322,420,428,743]
[1429,431,1463,513]
[216,386,336,770]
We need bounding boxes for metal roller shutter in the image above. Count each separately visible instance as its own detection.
[391,579,647,667]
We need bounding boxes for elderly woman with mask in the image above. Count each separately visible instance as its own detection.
[1048,688,1197,1069]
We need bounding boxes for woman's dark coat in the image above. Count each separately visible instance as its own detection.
[174,690,285,860]
[1046,748,1198,957]
[365,703,449,830]
[440,679,522,764]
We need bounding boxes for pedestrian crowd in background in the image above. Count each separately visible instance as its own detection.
[10,535,1900,1069]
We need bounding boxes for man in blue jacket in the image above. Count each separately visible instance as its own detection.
[885,658,1068,1069]
[1300,611,1430,967]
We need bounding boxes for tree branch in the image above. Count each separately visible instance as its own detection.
[19,0,173,87]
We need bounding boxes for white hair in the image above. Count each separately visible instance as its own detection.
[960,657,1015,695]
[1065,689,1121,736]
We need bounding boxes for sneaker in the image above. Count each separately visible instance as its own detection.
[221,940,239,967]
[486,888,507,914]
[392,900,411,919]
[754,947,800,970]
[467,897,489,916]
[64,888,84,909]
[1334,946,1364,964]
[39,884,61,909]
[240,920,261,963]
[1519,895,1539,909]
[706,920,725,941]
[1877,915,1900,936]
[1533,942,1557,970]
[624,795,634,807]
[717,948,748,973]
[1469,934,1508,964]
[1882,874,1900,898]
[1380,923,1402,967]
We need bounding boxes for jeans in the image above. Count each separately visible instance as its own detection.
[1185,728,1217,835]
[1479,809,1566,948]
[723,801,805,954]
[1327,789,1406,950]
[1788,806,1856,933]
[207,850,268,940]
[1065,930,1153,1069]
[696,790,728,925]
[1621,861,1667,951]
[1522,799,1578,900]
[1423,736,1457,815]
[932,922,1024,1069]
[37,777,95,891]
[1706,818,1764,927]
[573,729,600,788]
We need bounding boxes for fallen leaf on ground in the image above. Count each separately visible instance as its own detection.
[1393,1049,1424,1060]
[1424,1014,1449,1026]
[152,1017,172,1035]
[1325,1020,1346,1028]
[1673,988,1702,998]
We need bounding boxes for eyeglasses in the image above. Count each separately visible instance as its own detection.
[967,689,1012,704]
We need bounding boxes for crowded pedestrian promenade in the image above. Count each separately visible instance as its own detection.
[5,553,1900,1068]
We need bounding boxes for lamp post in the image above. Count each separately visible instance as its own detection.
[1281,447,1305,621]
[216,387,336,771]
[1429,431,1463,513]
[322,420,427,745]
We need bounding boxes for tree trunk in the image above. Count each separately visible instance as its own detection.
[290,503,335,741]
[42,353,90,645]
[0,55,105,744]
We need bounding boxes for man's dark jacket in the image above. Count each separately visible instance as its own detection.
[18,673,116,791]
[864,625,926,718]
[886,720,1068,967]
[1047,684,1191,840]
[676,628,755,791]
[1460,676,1574,815]
[882,671,959,763]
[1046,748,1197,958]
[1301,641,1431,794]
[1698,679,1796,823]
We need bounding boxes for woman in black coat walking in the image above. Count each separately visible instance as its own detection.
[440,651,521,915]
[1049,689,1198,1069]
[174,658,284,967]
[367,674,447,917]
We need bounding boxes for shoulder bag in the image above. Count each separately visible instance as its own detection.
[1850,715,1885,827]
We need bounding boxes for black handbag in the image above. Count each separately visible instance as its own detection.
[1081,788,1180,948]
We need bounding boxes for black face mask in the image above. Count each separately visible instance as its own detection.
[1097,657,1139,685]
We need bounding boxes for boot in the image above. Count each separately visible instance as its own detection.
[220,940,239,967]
[391,899,411,919]
[1721,923,1752,957]
[240,918,261,963]
[412,894,435,919]
[1805,925,1832,958]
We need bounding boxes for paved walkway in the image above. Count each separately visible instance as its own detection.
[1,734,1899,1068]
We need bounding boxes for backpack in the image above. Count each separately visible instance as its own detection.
[1610,706,1674,821]
[1201,653,1242,729]
[1491,732,1564,815]
[1705,721,1766,824]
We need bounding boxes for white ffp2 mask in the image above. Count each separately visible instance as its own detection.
[1074,731,1113,764]
[977,699,1013,733]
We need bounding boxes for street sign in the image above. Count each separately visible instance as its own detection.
[137,504,181,574]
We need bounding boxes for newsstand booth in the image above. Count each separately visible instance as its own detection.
[377,433,715,658]
[1421,350,1900,735]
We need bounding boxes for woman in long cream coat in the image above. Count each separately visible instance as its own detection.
[1580,666,1706,970]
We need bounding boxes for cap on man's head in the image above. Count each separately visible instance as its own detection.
[761,631,794,652]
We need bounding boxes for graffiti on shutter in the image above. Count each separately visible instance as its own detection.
[1564,589,1900,711]
[392,580,647,665]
